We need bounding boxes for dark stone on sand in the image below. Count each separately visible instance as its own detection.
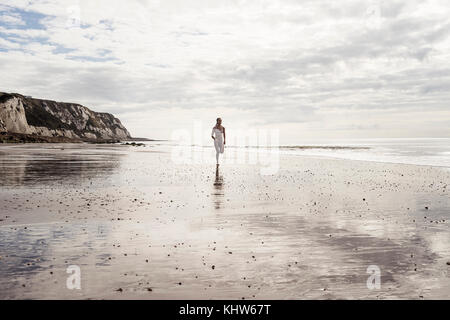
[122,142,145,147]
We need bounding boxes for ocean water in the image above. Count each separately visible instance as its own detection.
[279,138,450,168]
[149,138,450,168]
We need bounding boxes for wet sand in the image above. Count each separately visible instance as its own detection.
[0,143,449,299]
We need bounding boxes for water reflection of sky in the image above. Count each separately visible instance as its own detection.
[0,221,113,299]
[2,203,447,299]
[0,144,127,187]
[0,143,449,299]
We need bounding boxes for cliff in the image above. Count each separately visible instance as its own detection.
[0,92,131,142]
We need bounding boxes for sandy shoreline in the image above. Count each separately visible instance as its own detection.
[0,143,449,299]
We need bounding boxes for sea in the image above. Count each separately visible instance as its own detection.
[148,138,450,168]
[277,138,450,168]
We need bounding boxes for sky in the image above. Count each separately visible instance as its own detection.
[0,0,449,143]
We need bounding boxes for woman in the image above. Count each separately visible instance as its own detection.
[211,117,226,166]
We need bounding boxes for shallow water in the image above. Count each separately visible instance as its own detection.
[282,138,450,168]
[185,138,450,168]
[0,143,449,299]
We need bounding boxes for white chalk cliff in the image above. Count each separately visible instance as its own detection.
[0,92,131,141]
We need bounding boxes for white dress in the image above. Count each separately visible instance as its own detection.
[212,127,224,163]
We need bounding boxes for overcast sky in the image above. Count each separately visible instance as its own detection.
[0,0,449,142]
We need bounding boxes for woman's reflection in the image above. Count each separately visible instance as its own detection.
[212,166,224,210]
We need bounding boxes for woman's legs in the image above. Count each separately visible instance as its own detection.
[214,139,222,164]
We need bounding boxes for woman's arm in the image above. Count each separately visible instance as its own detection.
[211,128,215,140]
[223,127,226,145]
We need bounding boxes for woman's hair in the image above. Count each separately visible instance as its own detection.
[216,117,221,123]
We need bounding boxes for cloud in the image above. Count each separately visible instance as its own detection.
[0,11,26,26]
[0,0,449,141]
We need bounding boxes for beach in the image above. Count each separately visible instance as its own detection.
[0,142,449,299]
